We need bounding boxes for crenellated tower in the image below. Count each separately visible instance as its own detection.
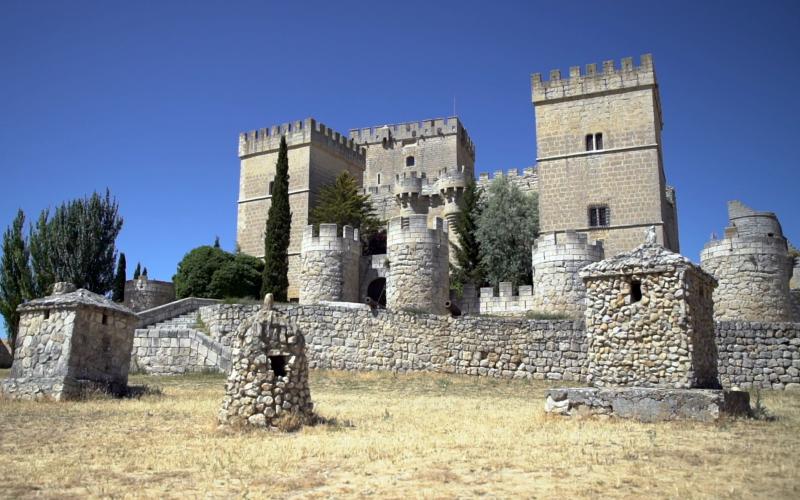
[299,224,362,304]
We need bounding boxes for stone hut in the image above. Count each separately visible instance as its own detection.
[701,200,794,321]
[580,231,719,389]
[0,282,137,400]
[218,296,313,429]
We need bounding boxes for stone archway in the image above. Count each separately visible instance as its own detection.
[367,278,386,308]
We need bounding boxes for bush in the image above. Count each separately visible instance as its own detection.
[173,247,263,299]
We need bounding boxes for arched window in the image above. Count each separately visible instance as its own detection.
[406,156,415,167]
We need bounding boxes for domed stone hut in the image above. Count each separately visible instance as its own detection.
[0,282,137,400]
[218,296,313,429]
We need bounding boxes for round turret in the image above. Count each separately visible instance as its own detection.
[531,231,604,316]
[124,276,176,312]
[386,215,449,314]
[299,224,361,304]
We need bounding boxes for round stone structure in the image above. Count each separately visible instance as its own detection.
[531,231,604,317]
[299,224,361,304]
[386,214,449,314]
[124,276,176,312]
[701,201,794,322]
[218,299,313,429]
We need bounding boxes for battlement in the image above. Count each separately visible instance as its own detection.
[531,54,655,103]
[477,166,538,184]
[701,234,790,260]
[480,282,534,300]
[302,223,361,253]
[393,172,427,196]
[531,231,604,266]
[387,215,448,247]
[349,117,475,156]
[435,165,468,192]
[726,200,784,239]
[239,117,366,162]
[478,282,535,316]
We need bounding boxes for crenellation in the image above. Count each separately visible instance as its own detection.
[348,116,475,155]
[239,117,366,161]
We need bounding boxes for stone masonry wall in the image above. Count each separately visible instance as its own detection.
[300,224,361,304]
[479,283,535,316]
[124,277,175,313]
[131,328,231,375]
[144,303,800,389]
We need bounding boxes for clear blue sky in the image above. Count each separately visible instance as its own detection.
[1,0,798,285]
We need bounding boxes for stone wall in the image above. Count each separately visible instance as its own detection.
[299,224,361,304]
[131,327,231,375]
[716,321,800,390]
[124,277,175,312]
[386,215,449,314]
[477,167,539,197]
[479,283,535,316]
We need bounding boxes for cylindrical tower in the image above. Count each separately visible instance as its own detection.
[299,224,361,304]
[701,237,793,321]
[386,215,449,314]
[531,231,604,317]
[393,172,425,215]
[124,277,176,312]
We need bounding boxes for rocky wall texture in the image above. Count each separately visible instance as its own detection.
[124,278,176,313]
[130,328,231,375]
[716,321,800,390]
[299,224,361,304]
[218,306,313,428]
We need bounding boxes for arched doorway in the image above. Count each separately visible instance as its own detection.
[367,278,386,308]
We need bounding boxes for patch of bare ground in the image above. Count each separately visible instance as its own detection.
[1,368,799,498]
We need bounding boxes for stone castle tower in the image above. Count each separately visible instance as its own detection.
[237,118,366,299]
[532,54,679,257]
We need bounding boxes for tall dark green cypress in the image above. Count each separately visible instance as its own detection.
[451,178,485,287]
[112,253,126,302]
[133,262,141,280]
[261,135,291,301]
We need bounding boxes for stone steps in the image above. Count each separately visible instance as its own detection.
[147,312,199,330]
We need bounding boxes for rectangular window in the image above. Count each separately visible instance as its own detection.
[594,133,603,150]
[588,205,610,227]
[268,181,274,195]
[585,134,594,151]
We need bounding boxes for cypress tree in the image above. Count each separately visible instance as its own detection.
[213,236,221,248]
[0,210,34,354]
[261,135,292,301]
[450,178,485,291]
[112,253,126,302]
[133,262,141,280]
[142,267,148,277]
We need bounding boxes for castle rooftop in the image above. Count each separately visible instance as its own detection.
[238,117,365,162]
[349,116,475,156]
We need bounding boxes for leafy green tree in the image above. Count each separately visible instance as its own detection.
[310,171,382,241]
[450,178,484,293]
[0,210,34,354]
[28,190,123,295]
[133,262,141,280]
[112,253,126,302]
[209,253,264,299]
[262,135,292,301]
[475,176,539,288]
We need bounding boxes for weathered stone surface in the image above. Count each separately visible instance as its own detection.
[299,224,360,304]
[544,387,750,422]
[1,282,137,401]
[218,297,313,429]
[124,276,175,312]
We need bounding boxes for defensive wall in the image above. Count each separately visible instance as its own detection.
[130,302,800,390]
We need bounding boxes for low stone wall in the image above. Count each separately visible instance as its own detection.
[716,321,800,390]
[479,283,535,316]
[131,328,231,375]
[136,298,221,328]
[199,304,260,347]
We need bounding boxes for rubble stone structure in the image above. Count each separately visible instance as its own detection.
[386,215,449,314]
[701,200,795,322]
[532,54,679,257]
[237,118,366,299]
[218,298,313,429]
[299,224,361,304]
[580,231,719,389]
[1,282,137,400]
[124,276,176,312]
[530,231,604,316]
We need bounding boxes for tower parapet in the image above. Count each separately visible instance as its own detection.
[239,117,366,163]
[701,201,794,321]
[349,117,475,158]
[477,167,539,196]
[532,54,655,103]
[386,215,449,314]
[531,231,604,317]
[299,224,361,304]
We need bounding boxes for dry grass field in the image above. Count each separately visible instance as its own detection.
[1,368,799,499]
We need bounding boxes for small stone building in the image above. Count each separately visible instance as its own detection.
[0,282,137,400]
[580,231,719,389]
[218,298,313,428]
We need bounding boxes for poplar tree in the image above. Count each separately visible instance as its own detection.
[475,176,539,288]
[450,178,485,292]
[261,135,292,301]
[0,210,34,354]
[112,253,126,302]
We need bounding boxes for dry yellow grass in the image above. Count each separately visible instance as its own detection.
[1,368,799,499]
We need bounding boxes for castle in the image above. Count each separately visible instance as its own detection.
[237,54,679,303]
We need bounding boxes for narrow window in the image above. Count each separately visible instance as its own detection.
[102,314,108,325]
[377,173,381,185]
[588,205,610,227]
[585,134,594,151]
[595,133,603,150]
[630,281,642,303]
[382,137,387,147]
[43,310,50,320]
[406,156,415,167]
[268,181,274,195]
[270,355,288,377]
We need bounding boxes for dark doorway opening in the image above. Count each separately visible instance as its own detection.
[367,278,387,307]
[631,280,642,303]
[270,355,288,377]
